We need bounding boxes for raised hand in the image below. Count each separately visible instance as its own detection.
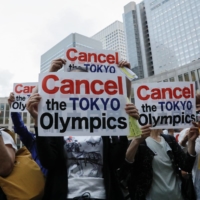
[49,58,66,72]
[125,103,140,120]
[8,92,15,107]
[126,124,151,163]
[118,60,131,69]
[26,93,41,126]
[188,122,199,142]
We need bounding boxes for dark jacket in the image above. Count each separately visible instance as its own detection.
[120,134,196,200]
[34,127,128,200]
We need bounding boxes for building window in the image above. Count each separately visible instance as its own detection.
[169,77,175,82]
[31,117,35,124]
[5,103,9,124]
[197,69,200,89]
[178,74,183,81]
[0,104,4,124]
[184,73,190,81]
[163,79,168,82]
[23,112,27,124]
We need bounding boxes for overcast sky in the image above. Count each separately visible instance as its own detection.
[0,0,142,97]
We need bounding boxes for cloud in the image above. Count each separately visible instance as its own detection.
[0,0,142,97]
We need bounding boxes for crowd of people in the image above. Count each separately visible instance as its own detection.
[0,59,200,200]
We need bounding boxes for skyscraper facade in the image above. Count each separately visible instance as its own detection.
[91,21,127,60]
[144,0,200,74]
[123,2,154,79]
[123,2,144,79]
[41,33,102,73]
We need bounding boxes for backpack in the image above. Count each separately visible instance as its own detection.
[0,128,45,200]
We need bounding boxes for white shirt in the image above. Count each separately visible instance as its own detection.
[64,136,106,199]
[146,137,183,200]
[1,130,17,151]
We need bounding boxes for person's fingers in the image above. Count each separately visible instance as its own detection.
[26,96,41,109]
[53,58,66,64]
[26,102,39,115]
[30,93,41,98]
[53,60,64,66]
[125,104,137,109]
[125,107,138,112]
[192,121,198,127]
[10,92,14,97]
[118,60,126,67]
[126,110,139,115]
[118,60,131,68]
[51,63,63,70]
[141,131,151,135]
[141,125,152,130]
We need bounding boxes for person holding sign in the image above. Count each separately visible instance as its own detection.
[0,129,17,199]
[26,58,139,200]
[178,93,200,199]
[124,124,198,200]
[8,92,48,176]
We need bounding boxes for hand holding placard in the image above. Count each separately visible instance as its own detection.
[125,98,142,139]
[49,58,66,72]
[26,93,41,126]
[8,92,15,107]
[126,124,151,162]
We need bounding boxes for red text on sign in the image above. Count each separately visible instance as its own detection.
[42,75,123,95]
[137,84,194,100]
[66,48,119,65]
[15,84,36,94]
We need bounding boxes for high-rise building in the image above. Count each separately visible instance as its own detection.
[41,33,102,73]
[123,2,154,79]
[124,0,200,77]
[123,2,144,79]
[130,60,200,102]
[143,0,200,75]
[91,21,127,61]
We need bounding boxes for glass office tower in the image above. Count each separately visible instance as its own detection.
[123,2,144,79]
[144,0,200,74]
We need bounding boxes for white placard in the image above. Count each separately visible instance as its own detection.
[64,47,137,80]
[10,82,37,112]
[38,72,129,136]
[134,82,196,129]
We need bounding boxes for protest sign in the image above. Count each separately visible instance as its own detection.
[10,82,37,112]
[38,71,129,136]
[134,82,195,129]
[64,47,138,81]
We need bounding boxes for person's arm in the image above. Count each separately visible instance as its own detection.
[34,127,63,169]
[11,112,35,148]
[110,102,141,169]
[126,125,151,162]
[26,93,63,169]
[0,132,15,177]
[187,125,198,156]
[179,129,189,148]
[168,132,198,172]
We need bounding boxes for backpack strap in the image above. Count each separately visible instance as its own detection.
[161,133,174,149]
